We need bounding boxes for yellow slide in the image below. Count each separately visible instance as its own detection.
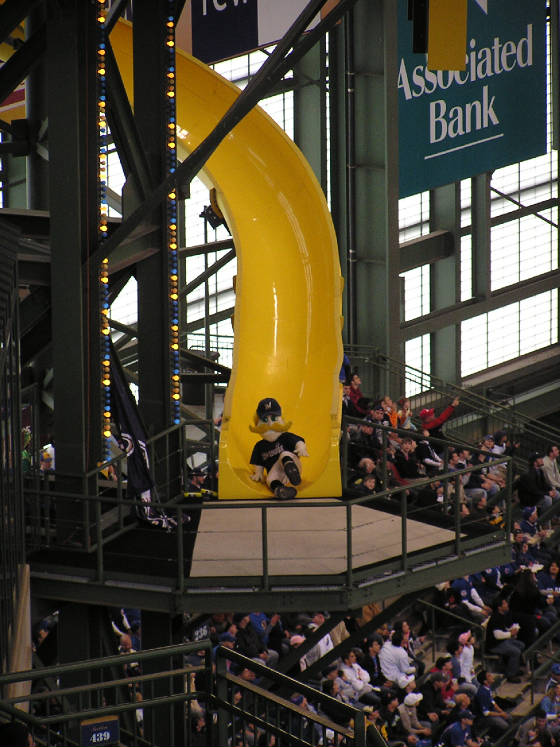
[116,22,344,499]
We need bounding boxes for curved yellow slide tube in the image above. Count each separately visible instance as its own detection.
[113,21,343,499]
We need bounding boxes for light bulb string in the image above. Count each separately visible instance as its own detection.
[97,0,111,461]
[166,3,181,425]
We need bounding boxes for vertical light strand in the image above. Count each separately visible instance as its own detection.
[97,0,111,459]
[166,4,181,424]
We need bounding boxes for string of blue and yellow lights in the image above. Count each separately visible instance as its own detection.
[97,0,111,460]
[166,4,181,425]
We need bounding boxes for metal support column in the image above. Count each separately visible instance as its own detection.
[430,183,460,383]
[294,36,328,200]
[142,611,186,747]
[472,172,491,301]
[47,0,100,492]
[341,0,401,389]
[26,2,48,211]
[132,0,181,497]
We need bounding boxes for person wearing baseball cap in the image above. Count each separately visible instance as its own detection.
[418,396,460,438]
[439,710,482,747]
[398,692,432,743]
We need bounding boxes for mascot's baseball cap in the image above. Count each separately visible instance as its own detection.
[256,398,282,419]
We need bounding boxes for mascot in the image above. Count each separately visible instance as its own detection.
[249,397,308,499]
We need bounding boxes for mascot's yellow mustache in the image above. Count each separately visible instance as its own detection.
[249,420,292,434]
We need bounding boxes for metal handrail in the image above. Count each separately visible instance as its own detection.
[24,425,513,604]
[415,598,489,668]
[345,344,560,458]
[0,641,213,747]
[214,647,375,746]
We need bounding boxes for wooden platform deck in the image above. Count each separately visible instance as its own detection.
[190,500,458,577]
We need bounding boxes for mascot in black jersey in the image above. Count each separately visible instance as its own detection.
[249,397,308,499]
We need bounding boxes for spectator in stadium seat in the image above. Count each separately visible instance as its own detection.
[514,708,555,747]
[249,612,282,655]
[438,709,481,747]
[233,613,279,668]
[451,576,491,622]
[516,452,558,510]
[520,506,552,558]
[485,597,525,682]
[447,636,477,697]
[361,634,388,689]
[379,691,415,746]
[418,397,460,439]
[509,567,553,647]
[434,693,473,745]
[379,629,417,689]
[415,431,444,476]
[457,632,475,685]
[418,672,450,725]
[394,438,424,482]
[393,618,425,677]
[540,682,560,726]
[473,670,511,739]
[397,397,416,431]
[545,662,560,694]
[512,530,539,570]
[348,422,378,467]
[339,648,381,706]
[543,444,560,492]
[348,371,369,417]
[537,560,560,607]
[397,692,432,744]
[381,396,399,429]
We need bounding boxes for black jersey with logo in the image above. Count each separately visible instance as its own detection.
[250,432,304,472]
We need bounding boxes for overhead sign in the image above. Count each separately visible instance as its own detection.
[187,0,336,63]
[398,0,547,198]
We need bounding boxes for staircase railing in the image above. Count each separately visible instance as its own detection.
[214,647,375,746]
[0,641,213,746]
[345,344,560,469]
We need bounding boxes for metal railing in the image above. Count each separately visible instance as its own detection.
[0,641,384,747]
[24,423,514,610]
[416,599,492,669]
[214,647,376,747]
[345,344,560,470]
[0,641,213,746]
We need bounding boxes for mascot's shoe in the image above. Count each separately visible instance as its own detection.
[283,459,301,486]
[274,485,297,500]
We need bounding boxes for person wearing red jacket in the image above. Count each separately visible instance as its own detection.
[418,397,460,438]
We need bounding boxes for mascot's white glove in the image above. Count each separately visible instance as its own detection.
[251,465,265,482]
[294,440,309,458]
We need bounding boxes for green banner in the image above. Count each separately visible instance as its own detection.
[398,0,547,198]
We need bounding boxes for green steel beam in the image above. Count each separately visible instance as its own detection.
[429,183,460,383]
[401,268,560,340]
[47,0,101,481]
[399,230,454,273]
[29,540,511,614]
[293,37,327,191]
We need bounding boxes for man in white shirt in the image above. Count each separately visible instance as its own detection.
[543,444,560,491]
